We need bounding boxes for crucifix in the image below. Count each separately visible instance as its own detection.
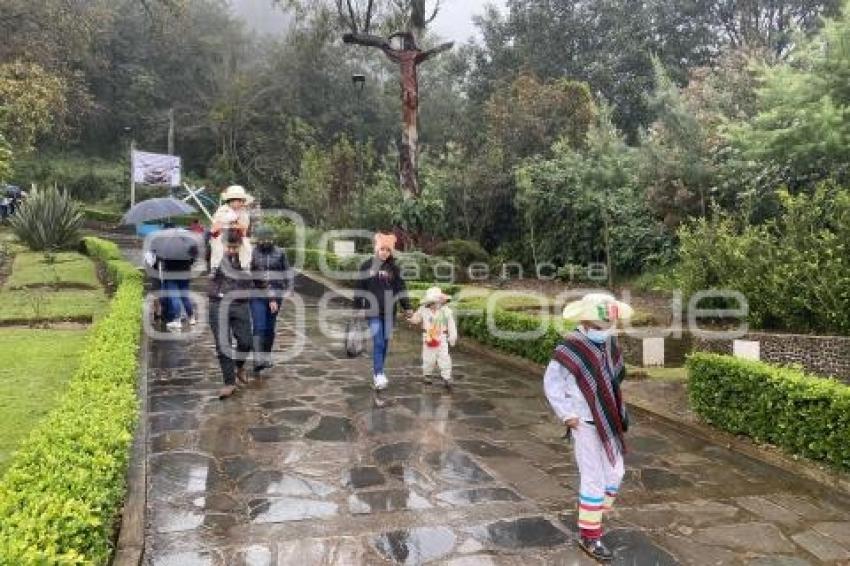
[343,30,453,200]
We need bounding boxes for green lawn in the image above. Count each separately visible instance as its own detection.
[0,329,89,472]
[0,289,108,324]
[627,364,687,381]
[5,252,99,290]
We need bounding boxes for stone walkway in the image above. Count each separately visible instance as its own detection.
[141,275,850,566]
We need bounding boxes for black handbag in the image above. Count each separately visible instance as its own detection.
[345,317,367,358]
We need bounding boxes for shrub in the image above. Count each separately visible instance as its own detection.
[284,248,340,272]
[82,237,143,286]
[68,173,112,202]
[0,237,142,563]
[687,353,850,471]
[457,307,565,365]
[433,239,490,268]
[10,187,84,251]
[83,208,123,224]
[677,187,850,334]
[395,251,453,283]
[81,237,121,261]
[11,155,125,205]
[405,281,462,296]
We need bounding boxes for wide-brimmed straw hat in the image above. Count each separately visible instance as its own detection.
[562,293,634,322]
[422,286,451,306]
[221,185,254,204]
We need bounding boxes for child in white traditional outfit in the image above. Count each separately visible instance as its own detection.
[543,293,633,563]
[209,185,253,270]
[410,286,457,391]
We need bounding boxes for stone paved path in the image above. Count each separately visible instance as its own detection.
[142,275,850,565]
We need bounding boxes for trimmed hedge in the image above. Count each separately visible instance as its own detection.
[82,236,142,285]
[0,237,142,563]
[405,281,462,296]
[457,306,565,365]
[284,247,341,272]
[688,353,850,471]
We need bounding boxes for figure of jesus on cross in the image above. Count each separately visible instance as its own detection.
[343,31,453,199]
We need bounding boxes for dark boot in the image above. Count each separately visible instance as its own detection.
[262,334,275,369]
[253,336,266,373]
[579,537,614,563]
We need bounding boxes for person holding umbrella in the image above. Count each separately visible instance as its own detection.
[249,225,293,374]
[208,228,254,399]
[145,227,200,331]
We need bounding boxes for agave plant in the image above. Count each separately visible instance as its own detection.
[9,186,84,251]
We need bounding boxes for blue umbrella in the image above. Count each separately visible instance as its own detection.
[121,197,196,225]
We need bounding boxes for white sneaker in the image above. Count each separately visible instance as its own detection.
[165,321,183,332]
[188,315,197,326]
[373,373,388,391]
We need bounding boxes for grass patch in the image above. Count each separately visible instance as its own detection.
[627,365,687,381]
[0,237,142,563]
[0,329,89,472]
[0,289,108,324]
[5,252,99,290]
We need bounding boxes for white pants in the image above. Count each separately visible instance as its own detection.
[422,341,452,381]
[573,421,625,538]
[209,235,252,270]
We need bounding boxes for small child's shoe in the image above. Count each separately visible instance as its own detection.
[579,537,614,562]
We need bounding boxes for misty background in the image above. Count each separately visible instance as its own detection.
[228,0,506,41]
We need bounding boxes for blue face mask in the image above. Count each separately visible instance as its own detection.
[583,327,611,344]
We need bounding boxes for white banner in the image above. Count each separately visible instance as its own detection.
[132,150,181,187]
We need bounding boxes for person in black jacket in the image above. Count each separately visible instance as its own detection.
[208,229,254,399]
[249,225,293,373]
[355,232,412,392]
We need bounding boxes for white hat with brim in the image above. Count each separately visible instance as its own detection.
[221,185,254,204]
[562,293,634,322]
[422,286,451,306]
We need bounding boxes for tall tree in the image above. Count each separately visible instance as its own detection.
[469,0,838,139]
[726,0,850,193]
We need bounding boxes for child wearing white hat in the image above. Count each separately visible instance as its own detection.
[209,185,253,270]
[410,286,457,391]
[543,292,634,563]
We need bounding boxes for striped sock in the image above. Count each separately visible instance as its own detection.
[603,485,619,511]
[578,493,604,539]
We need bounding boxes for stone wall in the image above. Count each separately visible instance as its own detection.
[619,332,693,368]
[620,330,850,383]
[693,332,850,382]
[619,334,643,367]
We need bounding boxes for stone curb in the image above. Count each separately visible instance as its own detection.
[112,329,149,566]
[455,337,850,497]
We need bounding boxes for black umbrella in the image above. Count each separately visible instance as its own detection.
[121,197,196,225]
[146,228,201,261]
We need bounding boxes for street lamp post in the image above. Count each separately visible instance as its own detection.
[124,126,136,208]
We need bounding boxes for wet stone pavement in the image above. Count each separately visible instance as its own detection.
[142,277,850,566]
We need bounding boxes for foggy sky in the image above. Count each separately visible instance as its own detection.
[228,0,506,41]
